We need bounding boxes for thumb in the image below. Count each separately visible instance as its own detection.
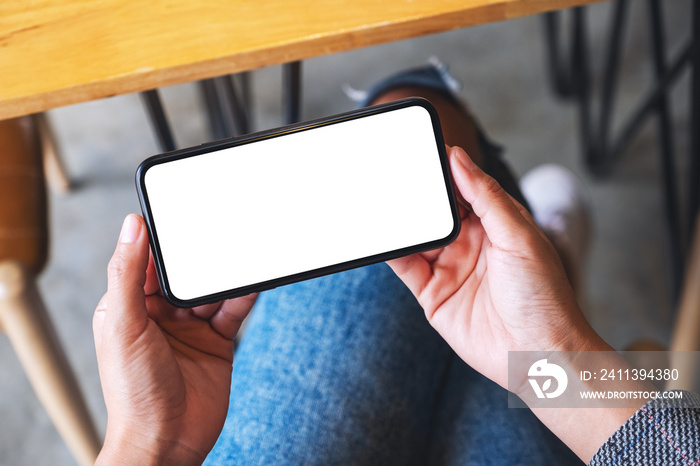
[102,214,151,341]
[449,146,534,251]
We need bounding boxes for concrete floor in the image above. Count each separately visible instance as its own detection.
[0,1,693,464]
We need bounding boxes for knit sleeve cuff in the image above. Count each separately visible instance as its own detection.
[588,390,700,466]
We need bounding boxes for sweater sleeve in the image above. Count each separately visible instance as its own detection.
[588,391,700,465]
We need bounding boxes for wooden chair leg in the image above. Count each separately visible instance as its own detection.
[33,113,72,193]
[666,216,700,392]
[0,260,101,466]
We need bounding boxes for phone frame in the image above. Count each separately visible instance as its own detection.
[136,98,461,308]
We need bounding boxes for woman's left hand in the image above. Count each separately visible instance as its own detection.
[93,214,257,465]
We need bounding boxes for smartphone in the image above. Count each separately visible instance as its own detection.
[137,98,460,307]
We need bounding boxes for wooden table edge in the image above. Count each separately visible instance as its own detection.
[0,0,604,120]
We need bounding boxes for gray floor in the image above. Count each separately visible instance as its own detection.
[0,2,693,464]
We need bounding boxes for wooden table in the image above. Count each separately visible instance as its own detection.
[1,0,603,120]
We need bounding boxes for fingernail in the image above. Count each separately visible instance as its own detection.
[119,215,140,244]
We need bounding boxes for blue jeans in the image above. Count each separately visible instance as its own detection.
[205,263,581,465]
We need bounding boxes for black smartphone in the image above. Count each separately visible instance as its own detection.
[136,98,460,307]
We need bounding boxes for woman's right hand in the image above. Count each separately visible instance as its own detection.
[388,145,609,391]
[389,146,652,462]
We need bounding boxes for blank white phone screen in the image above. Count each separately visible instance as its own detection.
[144,105,455,301]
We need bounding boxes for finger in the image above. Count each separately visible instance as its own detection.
[209,293,259,339]
[104,214,151,341]
[419,248,442,263]
[445,144,476,212]
[144,249,161,296]
[512,196,552,244]
[92,293,108,350]
[449,146,535,251]
[191,301,223,320]
[387,253,432,298]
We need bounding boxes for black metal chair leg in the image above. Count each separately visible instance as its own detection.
[221,75,251,136]
[140,90,176,152]
[648,0,683,303]
[571,7,594,170]
[609,44,691,162]
[200,75,252,140]
[542,11,574,99]
[283,61,302,125]
[200,79,229,141]
[594,0,629,173]
[237,71,253,130]
[540,1,695,305]
[543,2,629,175]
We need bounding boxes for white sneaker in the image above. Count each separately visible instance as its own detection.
[519,164,592,296]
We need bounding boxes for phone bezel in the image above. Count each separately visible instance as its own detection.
[136,98,461,308]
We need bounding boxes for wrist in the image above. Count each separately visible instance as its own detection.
[508,304,657,462]
[525,350,655,462]
[550,303,613,353]
[511,304,614,398]
[97,426,204,466]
